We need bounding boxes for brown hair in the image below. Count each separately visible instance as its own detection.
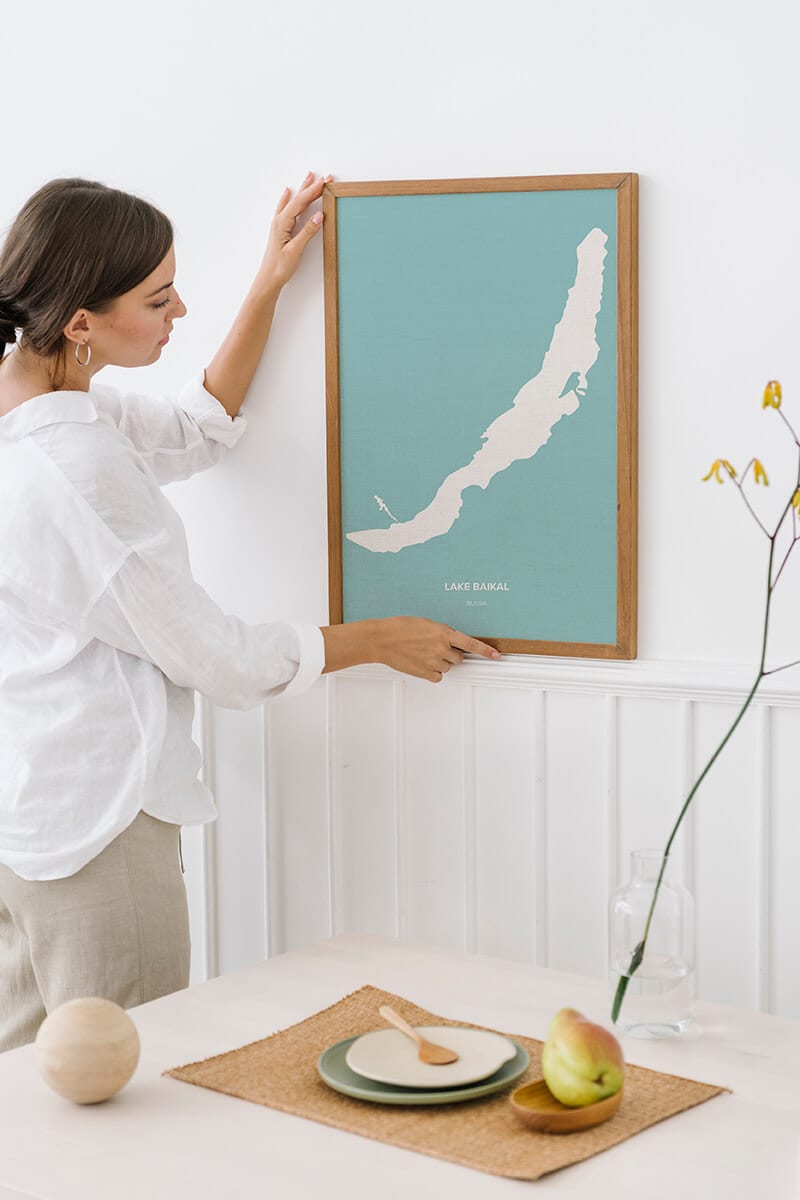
[0,178,173,388]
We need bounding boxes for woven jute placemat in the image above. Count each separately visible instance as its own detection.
[163,984,729,1181]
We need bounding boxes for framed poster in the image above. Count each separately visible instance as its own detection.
[323,174,638,659]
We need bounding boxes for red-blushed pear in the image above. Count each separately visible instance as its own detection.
[546,1008,584,1040]
[541,1008,624,1107]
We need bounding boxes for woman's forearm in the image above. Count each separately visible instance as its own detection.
[203,174,328,418]
[203,280,281,418]
[320,621,381,674]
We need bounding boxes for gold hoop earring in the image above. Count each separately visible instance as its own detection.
[75,341,91,368]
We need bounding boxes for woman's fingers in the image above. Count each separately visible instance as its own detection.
[281,172,331,223]
[300,212,324,243]
[432,630,496,680]
[288,173,318,215]
[274,187,292,216]
[448,628,501,660]
[260,172,333,288]
[375,617,501,684]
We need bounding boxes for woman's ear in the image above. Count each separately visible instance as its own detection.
[62,310,91,347]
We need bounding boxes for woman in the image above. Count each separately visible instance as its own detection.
[0,174,499,1052]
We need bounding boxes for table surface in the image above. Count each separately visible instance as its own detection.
[0,934,798,1200]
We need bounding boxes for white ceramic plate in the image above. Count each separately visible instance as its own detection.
[344,1026,518,1088]
[320,1036,529,1105]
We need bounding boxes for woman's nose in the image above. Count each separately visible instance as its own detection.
[173,292,187,318]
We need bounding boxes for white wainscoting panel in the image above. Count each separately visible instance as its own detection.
[211,703,268,976]
[183,695,217,987]
[402,677,467,949]
[616,697,692,888]
[473,685,537,964]
[766,705,800,1018]
[693,700,762,1011]
[544,689,609,980]
[331,676,398,937]
[264,682,330,955]
[183,659,800,1020]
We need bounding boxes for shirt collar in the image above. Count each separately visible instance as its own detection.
[0,390,99,441]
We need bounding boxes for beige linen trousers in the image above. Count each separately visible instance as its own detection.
[0,810,190,1053]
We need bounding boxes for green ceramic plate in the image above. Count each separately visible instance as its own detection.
[318,1036,530,1106]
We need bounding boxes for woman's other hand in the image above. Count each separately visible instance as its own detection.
[321,617,501,682]
[257,171,333,292]
[204,171,333,415]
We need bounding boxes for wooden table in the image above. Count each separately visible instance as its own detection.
[0,935,797,1199]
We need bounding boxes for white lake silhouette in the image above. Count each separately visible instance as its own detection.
[346,227,608,554]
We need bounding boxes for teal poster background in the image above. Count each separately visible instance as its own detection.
[336,188,618,643]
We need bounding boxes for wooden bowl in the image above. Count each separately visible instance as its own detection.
[510,1077,623,1134]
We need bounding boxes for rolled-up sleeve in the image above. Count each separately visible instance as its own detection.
[95,373,248,485]
[83,546,325,709]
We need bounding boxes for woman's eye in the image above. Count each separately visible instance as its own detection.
[153,297,170,309]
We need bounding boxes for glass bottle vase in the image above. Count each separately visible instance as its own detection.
[608,849,696,1038]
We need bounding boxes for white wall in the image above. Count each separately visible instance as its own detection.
[4,0,800,1014]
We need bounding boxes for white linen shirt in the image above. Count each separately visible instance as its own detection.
[0,373,325,881]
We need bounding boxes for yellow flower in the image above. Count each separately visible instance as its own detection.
[763,380,782,409]
[702,459,737,483]
[753,460,769,485]
[792,490,800,513]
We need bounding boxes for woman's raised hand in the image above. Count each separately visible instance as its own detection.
[321,617,501,683]
[257,171,333,292]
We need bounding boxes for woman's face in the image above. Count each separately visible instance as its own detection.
[86,247,187,368]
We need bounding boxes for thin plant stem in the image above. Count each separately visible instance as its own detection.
[777,408,800,445]
[771,444,800,588]
[611,535,776,1024]
[763,656,800,676]
[771,537,798,590]
[734,482,770,537]
[612,402,800,1026]
[733,460,770,537]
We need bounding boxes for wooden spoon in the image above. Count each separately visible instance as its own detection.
[378,1005,459,1065]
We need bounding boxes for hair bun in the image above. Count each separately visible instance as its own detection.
[0,300,20,347]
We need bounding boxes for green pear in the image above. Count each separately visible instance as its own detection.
[542,1007,624,1107]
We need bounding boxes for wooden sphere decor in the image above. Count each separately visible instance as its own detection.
[35,998,140,1104]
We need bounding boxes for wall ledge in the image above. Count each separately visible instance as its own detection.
[334,656,800,707]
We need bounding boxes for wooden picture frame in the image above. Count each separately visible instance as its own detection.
[323,174,638,659]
